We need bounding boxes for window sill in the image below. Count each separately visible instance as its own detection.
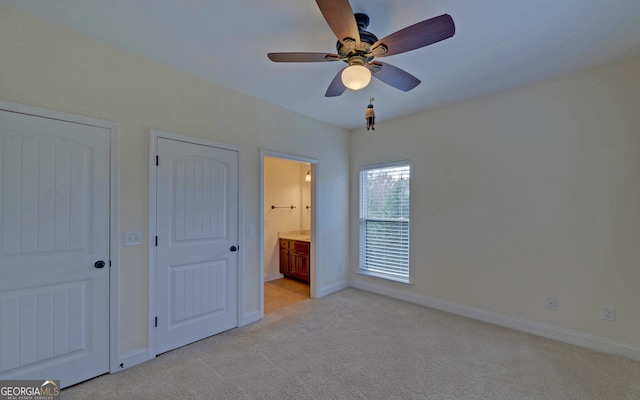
[357,270,413,285]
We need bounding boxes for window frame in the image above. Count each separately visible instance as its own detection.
[358,160,411,284]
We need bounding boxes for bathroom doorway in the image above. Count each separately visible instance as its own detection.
[260,151,318,316]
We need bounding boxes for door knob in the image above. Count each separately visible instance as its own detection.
[94,260,106,269]
[230,246,238,252]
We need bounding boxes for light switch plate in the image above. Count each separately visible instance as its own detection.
[124,231,143,246]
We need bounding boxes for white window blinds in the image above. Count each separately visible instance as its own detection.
[359,161,410,282]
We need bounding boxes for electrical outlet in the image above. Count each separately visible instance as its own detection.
[602,306,616,321]
[546,297,558,310]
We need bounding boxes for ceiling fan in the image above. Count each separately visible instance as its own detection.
[267,0,455,97]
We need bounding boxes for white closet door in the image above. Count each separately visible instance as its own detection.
[155,138,238,355]
[0,109,110,387]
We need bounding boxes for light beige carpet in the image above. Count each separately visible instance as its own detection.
[63,288,640,399]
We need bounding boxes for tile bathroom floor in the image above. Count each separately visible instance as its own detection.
[264,278,310,314]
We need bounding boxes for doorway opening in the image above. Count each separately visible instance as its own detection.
[261,151,318,316]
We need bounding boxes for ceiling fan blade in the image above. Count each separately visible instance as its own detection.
[268,52,341,62]
[371,62,421,92]
[316,0,360,46]
[371,14,455,57]
[325,68,347,97]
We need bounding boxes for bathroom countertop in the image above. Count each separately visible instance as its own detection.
[278,232,311,242]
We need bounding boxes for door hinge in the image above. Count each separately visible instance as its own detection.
[156,155,159,166]
[155,236,158,246]
[155,317,158,328]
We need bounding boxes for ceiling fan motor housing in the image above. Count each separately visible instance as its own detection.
[336,13,381,64]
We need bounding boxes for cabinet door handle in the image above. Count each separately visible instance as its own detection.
[230,245,238,252]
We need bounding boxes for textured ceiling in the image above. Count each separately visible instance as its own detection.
[3,0,640,129]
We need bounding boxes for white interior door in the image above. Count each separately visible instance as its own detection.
[0,109,110,387]
[155,138,238,355]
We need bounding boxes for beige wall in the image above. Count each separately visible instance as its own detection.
[351,56,640,351]
[0,6,349,362]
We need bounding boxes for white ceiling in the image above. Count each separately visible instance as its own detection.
[3,0,640,130]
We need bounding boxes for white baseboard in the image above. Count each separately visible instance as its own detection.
[113,348,149,372]
[317,280,350,298]
[264,273,284,282]
[350,280,640,362]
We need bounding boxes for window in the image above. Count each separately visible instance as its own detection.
[359,161,410,283]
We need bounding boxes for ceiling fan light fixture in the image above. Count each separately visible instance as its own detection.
[341,65,371,90]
